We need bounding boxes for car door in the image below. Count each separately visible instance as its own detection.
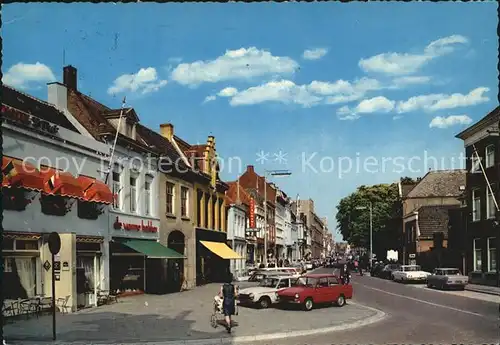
[315,277,330,303]
[327,276,343,301]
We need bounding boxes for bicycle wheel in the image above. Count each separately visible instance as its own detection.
[210,313,217,328]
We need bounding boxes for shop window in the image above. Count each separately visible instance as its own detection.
[77,200,100,220]
[40,194,70,216]
[3,257,37,299]
[473,238,482,271]
[166,182,175,215]
[485,145,495,168]
[130,176,137,213]
[181,186,189,217]
[2,187,29,211]
[76,242,101,252]
[144,180,151,216]
[472,189,480,221]
[487,237,497,272]
[76,256,94,293]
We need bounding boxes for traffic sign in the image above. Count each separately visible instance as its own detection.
[43,260,51,271]
[48,232,61,255]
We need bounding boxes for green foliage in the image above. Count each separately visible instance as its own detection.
[335,183,401,252]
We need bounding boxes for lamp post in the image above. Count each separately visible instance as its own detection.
[263,169,291,266]
[356,202,373,268]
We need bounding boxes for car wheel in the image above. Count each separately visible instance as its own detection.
[426,282,432,288]
[259,297,271,309]
[336,295,346,307]
[304,298,313,311]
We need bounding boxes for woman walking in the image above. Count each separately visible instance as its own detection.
[219,273,238,333]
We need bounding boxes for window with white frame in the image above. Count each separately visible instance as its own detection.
[472,189,480,221]
[166,182,175,215]
[144,180,151,216]
[487,237,497,272]
[112,168,121,210]
[471,154,481,173]
[473,238,482,271]
[181,186,189,217]
[485,145,495,168]
[486,185,496,219]
[130,176,137,213]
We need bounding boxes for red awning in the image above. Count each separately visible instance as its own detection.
[41,168,85,199]
[77,175,113,204]
[2,156,44,191]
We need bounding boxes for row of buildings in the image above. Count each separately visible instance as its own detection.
[2,65,334,312]
[398,106,499,287]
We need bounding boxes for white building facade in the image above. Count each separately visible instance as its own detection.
[227,204,247,277]
[2,85,113,312]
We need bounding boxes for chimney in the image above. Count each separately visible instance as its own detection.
[247,165,254,173]
[159,123,174,141]
[63,65,77,90]
[207,135,215,148]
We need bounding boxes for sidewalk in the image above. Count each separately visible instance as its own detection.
[3,283,384,344]
[465,283,500,296]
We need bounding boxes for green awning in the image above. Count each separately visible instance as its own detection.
[119,239,185,259]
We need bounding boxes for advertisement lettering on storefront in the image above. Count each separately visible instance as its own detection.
[249,198,256,228]
[113,217,158,233]
[2,105,59,135]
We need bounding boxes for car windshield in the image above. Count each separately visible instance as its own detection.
[259,278,279,287]
[293,277,318,287]
[403,265,421,272]
[443,269,461,275]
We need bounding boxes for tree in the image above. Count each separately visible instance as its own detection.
[335,183,401,259]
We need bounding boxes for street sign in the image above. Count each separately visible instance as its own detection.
[246,228,259,233]
[48,232,61,255]
[43,260,51,271]
[409,253,416,259]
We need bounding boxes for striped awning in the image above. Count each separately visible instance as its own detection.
[76,235,104,243]
[3,232,41,240]
[41,168,85,199]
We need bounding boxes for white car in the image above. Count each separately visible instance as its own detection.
[392,265,431,283]
[238,275,296,309]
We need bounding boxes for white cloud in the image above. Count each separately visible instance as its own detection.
[302,48,328,60]
[230,80,322,107]
[108,67,167,95]
[429,115,473,128]
[218,87,238,97]
[203,95,216,103]
[170,47,299,86]
[220,77,383,108]
[396,87,490,113]
[359,35,468,75]
[2,62,56,89]
[391,76,431,88]
[336,96,395,120]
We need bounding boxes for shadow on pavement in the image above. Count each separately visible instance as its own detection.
[3,310,238,344]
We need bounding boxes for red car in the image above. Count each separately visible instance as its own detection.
[277,273,353,311]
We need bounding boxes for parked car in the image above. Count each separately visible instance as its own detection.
[248,270,288,282]
[392,265,431,283]
[238,275,296,308]
[426,268,468,290]
[370,262,384,277]
[277,273,353,311]
[378,263,401,279]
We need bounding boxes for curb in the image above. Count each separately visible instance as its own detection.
[465,286,500,296]
[16,302,386,345]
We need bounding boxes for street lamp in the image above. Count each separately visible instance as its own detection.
[264,169,291,266]
[355,201,373,268]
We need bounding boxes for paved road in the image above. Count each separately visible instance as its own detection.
[249,267,499,344]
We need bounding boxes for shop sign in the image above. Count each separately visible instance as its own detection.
[249,197,256,228]
[2,105,59,135]
[113,216,158,233]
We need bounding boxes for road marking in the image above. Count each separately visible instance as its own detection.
[354,282,486,318]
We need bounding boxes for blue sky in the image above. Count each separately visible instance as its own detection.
[3,2,498,241]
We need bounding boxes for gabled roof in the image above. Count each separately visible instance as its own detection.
[2,84,78,132]
[417,204,460,238]
[102,107,140,123]
[401,182,418,198]
[406,170,466,198]
[225,181,252,206]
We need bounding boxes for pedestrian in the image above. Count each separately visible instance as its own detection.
[219,273,237,333]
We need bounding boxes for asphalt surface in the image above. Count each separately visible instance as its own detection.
[250,267,500,345]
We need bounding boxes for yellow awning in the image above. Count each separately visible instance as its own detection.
[200,241,242,259]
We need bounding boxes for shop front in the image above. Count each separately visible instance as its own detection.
[196,228,241,285]
[109,213,184,295]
